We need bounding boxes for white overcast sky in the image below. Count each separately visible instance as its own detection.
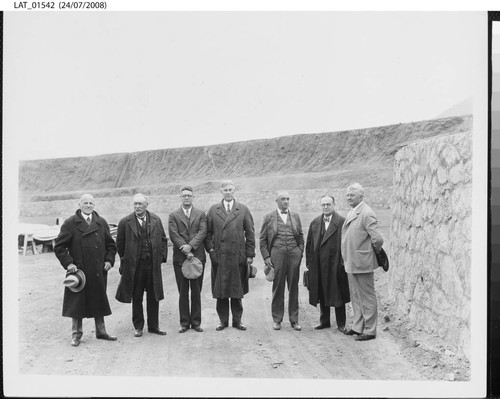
[4,11,485,160]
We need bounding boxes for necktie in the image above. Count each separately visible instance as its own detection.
[185,210,190,219]
[138,216,145,226]
[281,211,288,215]
[227,203,231,213]
[324,217,330,223]
[86,216,91,224]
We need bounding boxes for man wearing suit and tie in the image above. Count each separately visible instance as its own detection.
[341,183,384,341]
[205,180,255,331]
[115,193,168,337]
[260,191,304,331]
[168,186,208,333]
[305,195,350,332]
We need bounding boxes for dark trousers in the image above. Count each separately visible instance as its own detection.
[216,298,243,325]
[71,316,106,339]
[173,263,204,328]
[318,266,346,328]
[132,257,159,331]
[270,246,302,323]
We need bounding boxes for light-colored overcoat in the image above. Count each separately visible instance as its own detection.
[341,202,383,273]
[205,200,255,298]
[306,211,350,307]
[54,210,116,319]
[115,211,168,303]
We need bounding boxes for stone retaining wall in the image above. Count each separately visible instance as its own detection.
[389,132,472,359]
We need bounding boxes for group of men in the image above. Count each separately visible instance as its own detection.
[55,180,384,347]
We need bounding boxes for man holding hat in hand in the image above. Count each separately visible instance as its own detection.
[259,191,304,331]
[168,186,208,333]
[54,193,117,347]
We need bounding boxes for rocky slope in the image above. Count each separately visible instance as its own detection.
[19,115,472,201]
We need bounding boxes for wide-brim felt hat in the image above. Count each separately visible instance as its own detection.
[182,257,203,279]
[264,265,274,282]
[376,248,389,272]
[63,269,86,292]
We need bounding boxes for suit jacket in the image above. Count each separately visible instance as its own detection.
[54,210,116,319]
[341,202,383,274]
[115,211,168,303]
[205,200,255,298]
[305,211,349,307]
[168,206,207,266]
[259,209,304,259]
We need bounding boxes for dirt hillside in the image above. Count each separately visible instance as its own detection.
[19,115,471,201]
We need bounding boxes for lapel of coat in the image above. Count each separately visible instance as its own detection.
[215,203,226,223]
[222,201,240,229]
[272,211,278,237]
[148,211,157,234]
[343,204,361,231]
[80,211,99,236]
[176,207,189,229]
[127,213,139,237]
[321,213,339,246]
[313,215,322,251]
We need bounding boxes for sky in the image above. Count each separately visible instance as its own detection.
[4,11,484,161]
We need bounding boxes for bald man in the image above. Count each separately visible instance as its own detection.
[54,194,117,347]
[259,191,304,331]
[115,194,168,337]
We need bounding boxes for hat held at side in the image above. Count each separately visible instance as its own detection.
[63,269,86,293]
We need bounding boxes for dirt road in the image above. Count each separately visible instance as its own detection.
[15,250,428,390]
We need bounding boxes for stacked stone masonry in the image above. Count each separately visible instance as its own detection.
[389,132,472,360]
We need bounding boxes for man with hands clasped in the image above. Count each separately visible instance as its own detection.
[168,186,208,333]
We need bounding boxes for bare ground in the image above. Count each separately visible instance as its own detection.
[16,250,467,385]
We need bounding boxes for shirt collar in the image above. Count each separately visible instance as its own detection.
[81,211,92,221]
[223,199,234,207]
[351,201,364,214]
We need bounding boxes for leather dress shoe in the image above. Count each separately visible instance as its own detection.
[291,322,301,331]
[232,322,247,331]
[337,326,347,334]
[192,326,203,332]
[216,322,228,331]
[134,329,143,337]
[344,329,361,336]
[96,333,117,341]
[314,323,331,330]
[148,328,167,335]
[273,322,281,330]
[179,326,189,334]
[71,338,80,347]
[355,333,376,341]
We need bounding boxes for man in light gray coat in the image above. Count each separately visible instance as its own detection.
[341,183,383,341]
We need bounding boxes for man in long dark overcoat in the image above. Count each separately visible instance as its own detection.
[115,193,168,337]
[205,180,255,331]
[54,193,117,347]
[306,194,350,332]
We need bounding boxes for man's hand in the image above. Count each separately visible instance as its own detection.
[187,252,195,260]
[180,244,193,255]
[264,257,273,269]
[104,261,112,271]
[67,264,77,273]
[247,257,253,266]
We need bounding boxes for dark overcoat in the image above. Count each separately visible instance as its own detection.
[168,206,207,266]
[54,210,117,319]
[115,211,168,303]
[305,211,350,307]
[205,200,255,299]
